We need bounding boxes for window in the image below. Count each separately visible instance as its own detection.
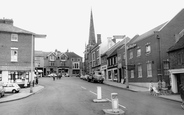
[129,51,133,59]
[49,55,55,61]
[130,70,134,78]
[118,54,121,61]
[73,62,79,69]
[92,52,95,61]
[137,48,141,57]
[0,71,2,81]
[163,61,170,76]
[11,34,18,41]
[71,58,74,61]
[147,62,152,77]
[146,45,151,54]
[77,58,81,62]
[138,65,142,78]
[11,47,18,62]
[96,49,99,58]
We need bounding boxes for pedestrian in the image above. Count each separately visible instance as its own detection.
[36,77,38,85]
[53,76,55,81]
[179,83,184,109]
[148,81,153,94]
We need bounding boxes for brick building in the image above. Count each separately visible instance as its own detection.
[44,50,82,77]
[0,19,46,86]
[168,30,184,93]
[126,9,184,88]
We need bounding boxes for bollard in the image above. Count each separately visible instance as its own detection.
[111,93,119,113]
[97,86,102,100]
[93,86,108,103]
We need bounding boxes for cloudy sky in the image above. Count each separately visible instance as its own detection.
[0,0,184,57]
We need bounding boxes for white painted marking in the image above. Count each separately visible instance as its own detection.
[89,90,97,95]
[81,86,86,90]
[106,98,126,109]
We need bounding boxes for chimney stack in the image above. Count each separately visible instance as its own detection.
[0,18,13,25]
[97,34,101,44]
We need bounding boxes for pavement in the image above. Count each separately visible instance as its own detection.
[0,85,44,103]
[0,80,182,104]
[103,80,182,102]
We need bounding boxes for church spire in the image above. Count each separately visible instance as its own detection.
[88,9,96,46]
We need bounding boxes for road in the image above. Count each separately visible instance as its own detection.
[0,77,183,115]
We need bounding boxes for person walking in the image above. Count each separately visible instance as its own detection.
[180,83,184,109]
[149,81,153,94]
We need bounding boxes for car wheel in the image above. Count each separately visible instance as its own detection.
[12,89,16,93]
[100,80,103,84]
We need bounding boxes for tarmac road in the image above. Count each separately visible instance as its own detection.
[0,77,183,115]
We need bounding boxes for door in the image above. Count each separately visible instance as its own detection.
[176,74,181,93]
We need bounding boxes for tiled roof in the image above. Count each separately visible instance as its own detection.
[132,22,167,43]
[0,23,46,38]
[168,35,184,52]
[0,23,35,34]
[65,52,82,58]
[107,40,125,57]
[35,51,50,57]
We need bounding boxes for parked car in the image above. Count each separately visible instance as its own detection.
[3,83,20,93]
[91,71,104,83]
[87,74,93,82]
[0,85,5,97]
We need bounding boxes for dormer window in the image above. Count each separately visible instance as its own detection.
[49,55,55,61]
[60,53,67,61]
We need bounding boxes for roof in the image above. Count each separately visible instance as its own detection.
[35,51,50,57]
[132,22,167,43]
[168,35,184,52]
[0,23,46,38]
[65,52,82,58]
[107,38,128,57]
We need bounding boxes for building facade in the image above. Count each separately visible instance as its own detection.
[0,19,46,86]
[126,9,184,88]
[168,30,184,93]
[44,50,82,77]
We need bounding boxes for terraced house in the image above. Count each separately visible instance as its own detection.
[0,19,46,86]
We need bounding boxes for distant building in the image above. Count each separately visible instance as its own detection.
[0,18,46,86]
[43,49,82,77]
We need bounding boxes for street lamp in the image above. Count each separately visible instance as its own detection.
[30,34,46,93]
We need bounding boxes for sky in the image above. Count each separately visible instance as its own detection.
[0,0,184,58]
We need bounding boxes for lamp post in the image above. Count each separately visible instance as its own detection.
[124,37,129,88]
[30,35,34,93]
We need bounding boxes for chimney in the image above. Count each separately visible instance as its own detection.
[97,34,101,44]
[112,38,116,43]
[0,18,13,25]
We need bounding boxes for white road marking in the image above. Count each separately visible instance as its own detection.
[106,98,126,109]
[81,86,86,90]
[89,90,97,95]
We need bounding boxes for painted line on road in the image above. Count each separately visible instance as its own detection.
[89,90,97,95]
[81,86,87,90]
[106,98,126,109]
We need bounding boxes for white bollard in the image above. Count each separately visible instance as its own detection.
[97,86,102,100]
[111,93,119,113]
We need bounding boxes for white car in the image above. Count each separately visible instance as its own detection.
[3,83,20,93]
